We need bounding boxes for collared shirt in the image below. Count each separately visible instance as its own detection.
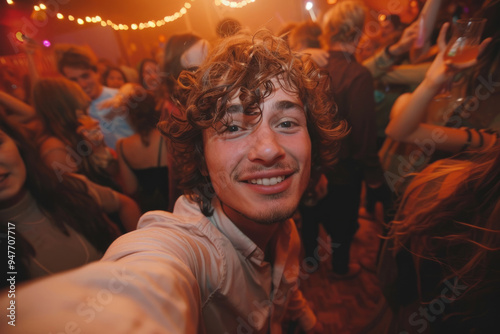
[89,86,134,149]
[1,196,315,333]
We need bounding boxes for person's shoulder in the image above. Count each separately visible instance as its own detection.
[101,86,119,97]
[138,209,203,229]
[137,197,210,232]
[92,86,118,104]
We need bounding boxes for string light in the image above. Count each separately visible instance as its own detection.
[6,0,260,30]
[215,0,256,8]
[34,1,196,30]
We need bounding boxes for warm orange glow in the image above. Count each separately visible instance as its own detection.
[6,0,14,5]
[220,0,255,8]
[32,0,254,31]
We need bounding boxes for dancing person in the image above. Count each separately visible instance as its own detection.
[58,48,134,149]
[116,85,175,212]
[102,66,128,89]
[299,0,385,278]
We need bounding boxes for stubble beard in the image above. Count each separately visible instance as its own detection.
[223,193,299,226]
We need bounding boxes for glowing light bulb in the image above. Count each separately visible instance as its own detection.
[305,2,313,10]
[15,31,24,42]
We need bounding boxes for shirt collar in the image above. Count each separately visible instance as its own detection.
[209,198,260,260]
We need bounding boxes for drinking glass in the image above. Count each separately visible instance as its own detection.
[435,18,487,99]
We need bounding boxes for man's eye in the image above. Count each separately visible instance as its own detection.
[279,121,293,128]
[227,125,240,132]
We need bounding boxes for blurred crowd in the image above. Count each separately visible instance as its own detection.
[1,0,499,332]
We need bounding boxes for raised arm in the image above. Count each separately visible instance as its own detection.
[0,90,37,123]
[363,20,420,79]
[385,23,496,152]
[409,0,443,64]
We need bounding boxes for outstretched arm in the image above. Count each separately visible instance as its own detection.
[0,253,202,333]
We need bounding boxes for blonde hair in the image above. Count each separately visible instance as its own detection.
[321,0,366,45]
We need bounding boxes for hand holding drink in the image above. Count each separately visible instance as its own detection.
[434,18,487,99]
[443,18,486,64]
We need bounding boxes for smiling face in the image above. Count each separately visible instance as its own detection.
[142,61,160,91]
[105,69,126,89]
[0,130,27,205]
[202,83,311,226]
[62,66,102,100]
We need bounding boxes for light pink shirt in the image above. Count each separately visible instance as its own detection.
[1,196,315,333]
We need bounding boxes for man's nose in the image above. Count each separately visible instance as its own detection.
[247,125,285,166]
[77,79,88,88]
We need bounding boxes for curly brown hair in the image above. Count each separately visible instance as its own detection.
[159,30,348,215]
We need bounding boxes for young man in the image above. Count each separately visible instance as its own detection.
[1,32,346,333]
[58,48,134,149]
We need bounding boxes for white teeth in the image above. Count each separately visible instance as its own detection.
[249,176,285,186]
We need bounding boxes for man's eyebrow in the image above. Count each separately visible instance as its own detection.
[226,104,244,114]
[274,100,304,110]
